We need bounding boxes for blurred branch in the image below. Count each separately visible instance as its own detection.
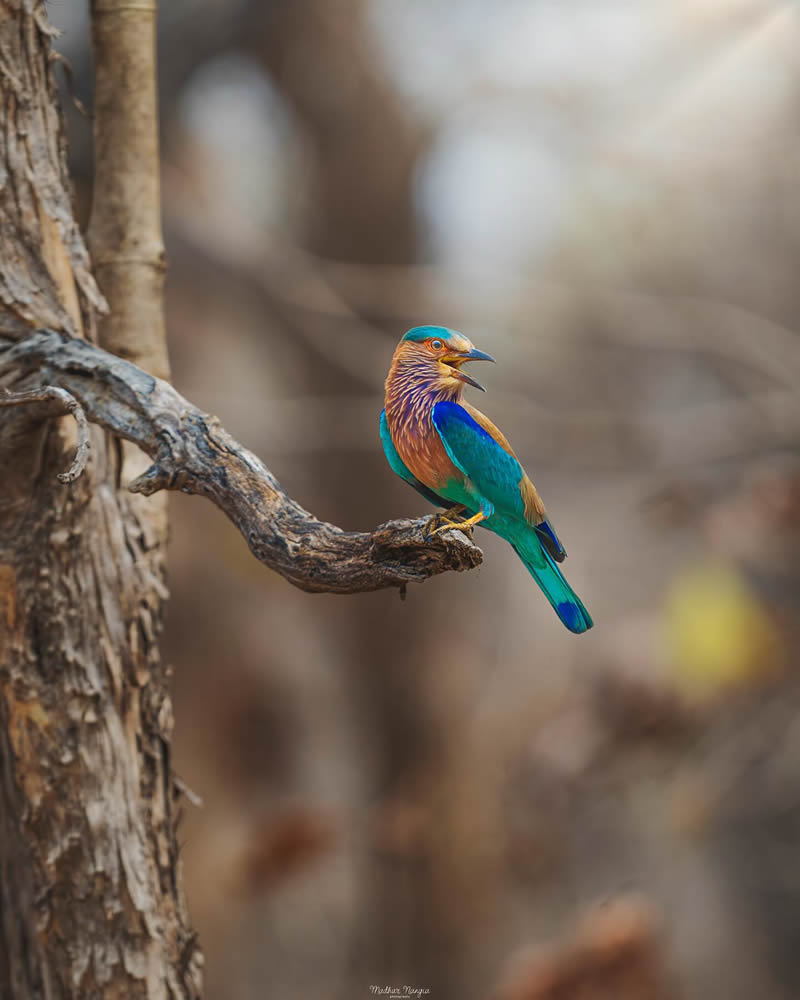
[165,220,391,388]
[187,389,800,476]
[167,217,800,469]
[0,329,482,594]
[319,261,800,388]
[165,199,800,472]
[167,198,800,400]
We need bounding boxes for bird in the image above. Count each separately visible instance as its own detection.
[380,324,593,633]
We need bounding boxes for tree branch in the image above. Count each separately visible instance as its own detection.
[0,385,89,483]
[0,329,482,594]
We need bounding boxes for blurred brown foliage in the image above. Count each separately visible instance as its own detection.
[494,897,670,1000]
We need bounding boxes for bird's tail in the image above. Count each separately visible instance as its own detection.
[509,526,593,634]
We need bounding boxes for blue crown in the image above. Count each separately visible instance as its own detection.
[401,325,459,343]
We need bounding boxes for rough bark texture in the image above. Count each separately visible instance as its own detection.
[0,330,483,594]
[86,0,171,629]
[0,1,201,997]
[0,2,102,338]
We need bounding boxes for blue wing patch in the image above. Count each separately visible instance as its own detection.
[379,410,453,509]
[431,401,526,518]
[536,515,567,563]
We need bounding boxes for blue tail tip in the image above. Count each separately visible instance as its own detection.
[557,600,593,634]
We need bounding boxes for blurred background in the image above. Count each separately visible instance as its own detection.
[52,1,800,997]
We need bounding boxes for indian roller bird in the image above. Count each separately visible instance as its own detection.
[380,325,593,633]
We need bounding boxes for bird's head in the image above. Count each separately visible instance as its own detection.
[391,325,495,394]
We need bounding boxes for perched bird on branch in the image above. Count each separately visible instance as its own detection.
[381,325,593,633]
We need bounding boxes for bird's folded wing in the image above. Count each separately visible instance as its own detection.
[432,401,567,561]
[432,401,528,514]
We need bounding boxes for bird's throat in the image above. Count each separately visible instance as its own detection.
[384,360,462,468]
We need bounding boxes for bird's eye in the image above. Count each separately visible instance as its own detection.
[430,339,443,351]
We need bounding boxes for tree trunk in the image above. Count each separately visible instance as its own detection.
[0,1,202,996]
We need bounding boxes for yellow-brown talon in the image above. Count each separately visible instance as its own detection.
[425,505,466,538]
[429,518,461,537]
[457,511,488,531]
[428,508,487,538]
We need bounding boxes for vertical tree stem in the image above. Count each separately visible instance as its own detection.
[87,0,169,381]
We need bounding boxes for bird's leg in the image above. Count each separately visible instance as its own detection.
[455,510,489,531]
[429,511,486,537]
[429,502,493,537]
[425,505,467,539]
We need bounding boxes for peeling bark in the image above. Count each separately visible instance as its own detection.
[0,2,201,997]
[0,1,104,338]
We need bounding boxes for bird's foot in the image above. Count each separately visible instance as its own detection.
[428,508,486,538]
[428,516,463,538]
[424,505,466,540]
[459,510,488,530]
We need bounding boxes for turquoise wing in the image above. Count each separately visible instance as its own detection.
[432,403,592,633]
[431,401,527,518]
[379,409,453,509]
[432,401,566,561]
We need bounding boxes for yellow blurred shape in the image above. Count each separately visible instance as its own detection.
[665,562,780,700]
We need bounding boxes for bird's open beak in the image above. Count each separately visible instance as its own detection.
[443,347,496,392]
